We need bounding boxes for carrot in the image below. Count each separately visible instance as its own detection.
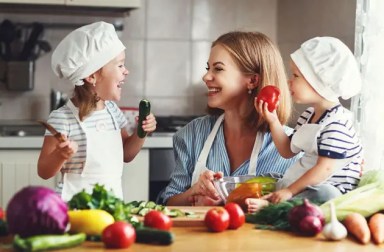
[369,213,384,244]
[343,212,371,244]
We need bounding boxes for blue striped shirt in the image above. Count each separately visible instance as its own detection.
[46,100,127,174]
[160,115,299,204]
[292,105,363,193]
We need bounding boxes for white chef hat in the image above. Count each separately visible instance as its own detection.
[290,37,362,102]
[51,21,125,86]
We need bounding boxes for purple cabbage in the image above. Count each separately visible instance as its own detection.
[6,186,69,238]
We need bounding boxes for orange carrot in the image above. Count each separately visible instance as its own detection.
[343,213,371,244]
[369,213,384,244]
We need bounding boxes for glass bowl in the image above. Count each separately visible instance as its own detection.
[213,175,277,208]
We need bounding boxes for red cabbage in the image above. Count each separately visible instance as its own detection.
[6,186,69,238]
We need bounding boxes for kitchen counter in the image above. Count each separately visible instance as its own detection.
[0,134,173,149]
[0,223,383,251]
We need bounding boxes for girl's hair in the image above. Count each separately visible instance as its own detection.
[72,84,98,121]
[72,68,103,121]
[206,31,292,132]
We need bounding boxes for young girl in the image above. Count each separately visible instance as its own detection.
[254,36,363,208]
[37,21,156,201]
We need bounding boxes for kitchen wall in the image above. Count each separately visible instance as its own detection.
[0,0,356,124]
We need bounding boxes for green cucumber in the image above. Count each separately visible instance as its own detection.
[13,233,86,252]
[135,227,174,245]
[137,99,151,138]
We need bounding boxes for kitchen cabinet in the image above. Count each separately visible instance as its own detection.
[0,0,140,8]
[0,149,149,208]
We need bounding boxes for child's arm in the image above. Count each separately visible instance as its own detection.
[255,100,296,158]
[122,113,156,162]
[265,156,337,203]
[37,135,78,179]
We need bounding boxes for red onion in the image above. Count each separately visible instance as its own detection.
[288,198,325,235]
[299,215,323,236]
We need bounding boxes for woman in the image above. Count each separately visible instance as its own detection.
[160,31,298,206]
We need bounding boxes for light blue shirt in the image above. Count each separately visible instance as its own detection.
[160,115,299,204]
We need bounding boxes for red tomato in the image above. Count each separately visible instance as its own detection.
[102,221,136,249]
[224,203,245,230]
[144,210,173,231]
[204,207,230,232]
[256,85,280,112]
[0,208,4,220]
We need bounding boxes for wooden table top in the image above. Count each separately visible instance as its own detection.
[1,223,383,252]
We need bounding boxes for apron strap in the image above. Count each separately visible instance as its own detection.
[248,132,264,175]
[197,114,225,164]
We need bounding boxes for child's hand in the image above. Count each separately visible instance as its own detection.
[262,188,293,204]
[254,98,279,125]
[57,135,78,160]
[245,198,269,213]
[137,113,157,134]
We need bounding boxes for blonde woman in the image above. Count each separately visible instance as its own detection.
[161,31,298,206]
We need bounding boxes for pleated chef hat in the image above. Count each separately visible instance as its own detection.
[290,37,362,102]
[51,21,125,86]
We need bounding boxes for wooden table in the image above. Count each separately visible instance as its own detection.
[1,223,383,252]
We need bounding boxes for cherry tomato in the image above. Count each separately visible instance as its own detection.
[144,210,173,231]
[102,221,136,249]
[256,85,280,112]
[0,208,4,220]
[204,207,230,232]
[224,203,245,230]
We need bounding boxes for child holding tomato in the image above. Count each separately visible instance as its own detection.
[255,37,363,207]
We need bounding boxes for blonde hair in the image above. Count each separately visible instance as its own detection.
[207,31,292,132]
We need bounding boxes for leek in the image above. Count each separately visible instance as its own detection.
[320,182,384,222]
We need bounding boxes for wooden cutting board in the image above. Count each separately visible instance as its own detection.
[168,206,210,227]
[137,206,211,227]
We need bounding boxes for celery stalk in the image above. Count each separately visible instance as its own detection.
[320,182,384,222]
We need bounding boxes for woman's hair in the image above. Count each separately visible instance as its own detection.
[206,31,292,132]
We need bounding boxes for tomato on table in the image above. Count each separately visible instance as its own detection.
[102,221,136,249]
[204,207,230,232]
[144,210,173,231]
[224,203,245,229]
[256,85,280,112]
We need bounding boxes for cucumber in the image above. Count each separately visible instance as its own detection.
[137,99,151,138]
[135,227,174,245]
[13,233,86,252]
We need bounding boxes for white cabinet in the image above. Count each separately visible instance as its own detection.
[0,150,57,208]
[0,0,140,8]
[0,149,149,208]
[0,0,62,4]
[66,0,140,8]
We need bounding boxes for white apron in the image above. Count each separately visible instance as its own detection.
[61,100,124,202]
[276,123,351,190]
[191,114,264,185]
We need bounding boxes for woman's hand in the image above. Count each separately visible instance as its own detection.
[137,113,157,134]
[190,195,222,206]
[191,170,223,202]
[254,99,279,125]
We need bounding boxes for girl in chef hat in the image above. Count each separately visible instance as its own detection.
[251,36,363,211]
[38,21,156,201]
